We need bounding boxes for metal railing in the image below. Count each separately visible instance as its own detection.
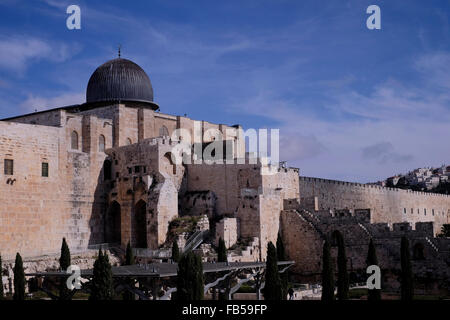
[183,230,208,253]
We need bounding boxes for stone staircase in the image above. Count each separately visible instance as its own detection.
[183,230,208,253]
[425,236,439,253]
[358,223,371,238]
[294,209,326,240]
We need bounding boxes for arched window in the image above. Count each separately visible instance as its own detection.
[126,138,132,145]
[159,126,169,137]
[99,135,105,152]
[71,131,79,150]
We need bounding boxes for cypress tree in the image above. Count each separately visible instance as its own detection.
[89,249,113,300]
[123,242,135,300]
[276,233,288,300]
[217,238,227,263]
[59,238,72,300]
[400,236,414,301]
[59,238,71,270]
[321,241,334,301]
[276,233,286,261]
[334,231,349,300]
[13,253,25,300]
[194,252,204,299]
[172,240,180,263]
[366,239,381,300]
[0,254,4,300]
[263,242,283,300]
[176,251,204,300]
[125,242,134,265]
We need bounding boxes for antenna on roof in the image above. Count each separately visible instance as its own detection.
[118,44,121,58]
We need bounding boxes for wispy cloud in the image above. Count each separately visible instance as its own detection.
[41,0,68,9]
[0,36,79,73]
[231,50,450,181]
[414,52,450,90]
[361,142,413,164]
[20,92,84,112]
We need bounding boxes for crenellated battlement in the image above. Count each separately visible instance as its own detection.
[300,176,450,198]
[300,176,450,236]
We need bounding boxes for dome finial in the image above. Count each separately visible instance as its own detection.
[118,44,121,58]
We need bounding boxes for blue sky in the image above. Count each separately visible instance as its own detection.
[0,0,449,182]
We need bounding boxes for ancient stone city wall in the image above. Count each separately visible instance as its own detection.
[0,121,101,260]
[299,177,450,235]
[0,113,115,261]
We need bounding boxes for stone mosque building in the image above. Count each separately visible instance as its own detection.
[0,56,449,292]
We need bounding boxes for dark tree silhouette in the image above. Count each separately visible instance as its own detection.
[217,238,227,263]
[89,249,113,300]
[276,233,286,261]
[172,240,180,263]
[263,242,283,300]
[400,237,414,300]
[59,238,72,300]
[333,231,349,300]
[13,253,25,300]
[0,254,4,299]
[176,251,204,300]
[437,224,450,237]
[276,233,288,300]
[123,242,135,300]
[321,241,334,301]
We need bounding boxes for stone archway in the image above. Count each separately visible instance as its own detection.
[105,201,121,244]
[134,200,148,248]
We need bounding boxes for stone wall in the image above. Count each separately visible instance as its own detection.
[281,208,450,293]
[227,237,260,262]
[215,217,237,248]
[280,210,323,275]
[300,176,450,235]
[0,120,107,260]
[106,137,185,249]
[5,109,65,127]
[181,190,217,218]
[187,160,299,259]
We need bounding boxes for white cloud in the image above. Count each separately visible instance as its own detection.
[231,52,450,182]
[0,36,77,73]
[20,92,84,112]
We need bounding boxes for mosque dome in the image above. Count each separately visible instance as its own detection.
[86,58,158,109]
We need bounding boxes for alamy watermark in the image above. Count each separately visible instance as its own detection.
[66,265,82,290]
[66,5,81,30]
[366,5,381,30]
[366,264,381,289]
[164,120,281,175]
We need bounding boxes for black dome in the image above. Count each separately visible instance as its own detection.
[86,58,157,108]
